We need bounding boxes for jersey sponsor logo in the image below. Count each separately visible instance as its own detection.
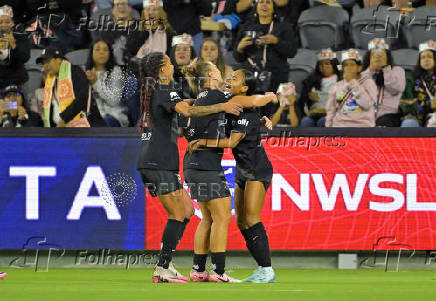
[197,90,208,99]
[170,92,181,102]
[237,119,249,127]
[141,132,152,141]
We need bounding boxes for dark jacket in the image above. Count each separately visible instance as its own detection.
[57,65,106,127]
[1,111,43,127]
[26,0,83,23]
[163,0,212,36]
[2,0,29,24]
[0,33,30,89]
[233,19,297,74]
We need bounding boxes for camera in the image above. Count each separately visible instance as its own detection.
[245,31,262,43]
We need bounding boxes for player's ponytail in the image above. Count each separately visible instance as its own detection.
[138,52,165,132]
[181,59,213,97]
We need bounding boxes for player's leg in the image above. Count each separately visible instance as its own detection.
[206,196,240,283]
[0,272,6,279]
[243,181,275,283]
[190,202,212,282]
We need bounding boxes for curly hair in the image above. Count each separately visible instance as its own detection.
[138,52,165,132]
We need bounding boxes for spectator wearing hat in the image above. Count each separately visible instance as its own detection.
[126,0,174,59]
[37,46,106,127]
[169,34,197,99]
[0,85,42,127]
[297,48,340,127]
[326,49,377,127]
[400,40,436,127]
[361,38,405,127]
[163,0,212,54]
[0,5,30,90]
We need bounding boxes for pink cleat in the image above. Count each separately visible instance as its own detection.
[168,262,188,281]
[152,266,187,283]
[207,271,241,283]
[0,272,7,280]
[189,269,209,282]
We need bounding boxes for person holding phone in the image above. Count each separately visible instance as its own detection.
[0,5,30,90]
[0,85,42,127]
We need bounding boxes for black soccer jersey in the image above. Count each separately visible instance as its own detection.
[228,108,273,178]
[137,84,182,171]
[183,88,233,171]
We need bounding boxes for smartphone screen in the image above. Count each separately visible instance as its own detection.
[3,101,18,111]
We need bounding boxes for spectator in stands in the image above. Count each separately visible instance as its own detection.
[216,0,255,26]
[361,38,405,127]
[0,5,30,90]
[163,0,212,54]
[126,0,174,59]
[297,48,340,127]
[233,0,297,117]
[0,85,42,127]
[85,39,129,127]
[36,46,106,127]
[94,0,139,66]
[169,34,197,99]
[271,82,298,127]
[326,49,377,127]
[25,0,87,52]
[274,0,309,26]
[200,38,233,80]
[401,40,436,127]
[1,0,28,25]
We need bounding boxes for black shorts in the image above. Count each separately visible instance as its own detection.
[138,169,183,197]
[234,166,273,191]
[183,169,231,202]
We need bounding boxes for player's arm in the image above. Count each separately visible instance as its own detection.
[174,101,243,117]
[229,93,278,108]
[187,132,245,154]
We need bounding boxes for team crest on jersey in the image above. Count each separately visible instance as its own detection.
[223,91,232,99]
[197,90,208,99]
[170,92,181,102]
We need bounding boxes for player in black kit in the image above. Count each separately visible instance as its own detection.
[182,61,277,283]
[188,69,276,283]
[137,52,244,283]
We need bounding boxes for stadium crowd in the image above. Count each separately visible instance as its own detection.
[0,0,435,128]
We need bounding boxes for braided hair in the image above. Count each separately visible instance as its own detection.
[138,52,165,132]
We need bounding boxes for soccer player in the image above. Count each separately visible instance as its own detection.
[188,69,276,283]
[137,52,244,283]
[182,61,277,283]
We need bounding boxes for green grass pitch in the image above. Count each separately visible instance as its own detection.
[1,268,436,301]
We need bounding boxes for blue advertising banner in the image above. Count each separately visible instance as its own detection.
[0,137,144,250]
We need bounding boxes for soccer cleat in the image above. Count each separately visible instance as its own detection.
[208,271,242,283]
[152,266,187,283]
[168,262,188,281]
[243,267,276,283]
[189,269,209,282]
[0,272,7,280]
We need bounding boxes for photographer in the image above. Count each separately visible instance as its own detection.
[0,5,30,90]
[0,85,43,127]
[233,0,297,117]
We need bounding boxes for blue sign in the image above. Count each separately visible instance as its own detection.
[0,137,145,250]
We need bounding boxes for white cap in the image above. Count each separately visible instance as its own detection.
[172,34,193,47]
[276,82,296,96]
[317,48,336,61]
[0,5,13,18]
[143,0,162,7]
[419,40,436,53]
[368,38,389,51]
[341,49,362,63]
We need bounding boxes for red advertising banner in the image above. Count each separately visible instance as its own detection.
[145,137,436,250]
